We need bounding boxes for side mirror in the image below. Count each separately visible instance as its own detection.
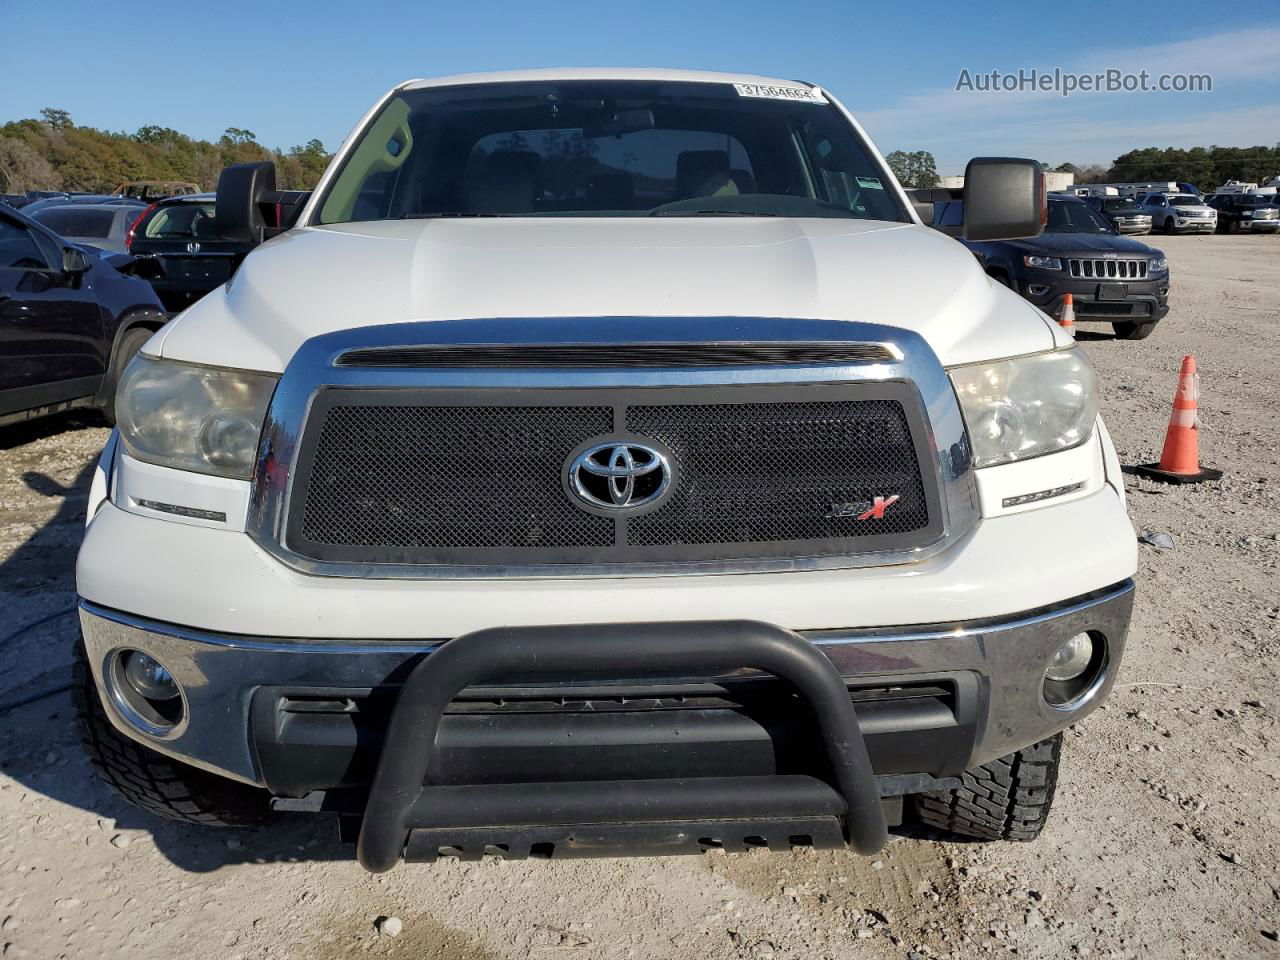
[61,247,91,274]
[215,161,277,244]
[962,158,1045,241]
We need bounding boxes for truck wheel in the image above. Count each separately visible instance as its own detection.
[74,641,270,827]
[912,734,1060,841]
[99,325,157,425]
[1112,320,1156,340]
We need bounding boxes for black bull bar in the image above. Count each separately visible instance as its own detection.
[357,620,889,873]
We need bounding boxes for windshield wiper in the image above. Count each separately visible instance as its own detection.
[649,209,781,218]
[395,212,508,219]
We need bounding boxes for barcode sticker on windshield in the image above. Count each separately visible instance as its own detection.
[856,176,884,190]
[733,83,827,104]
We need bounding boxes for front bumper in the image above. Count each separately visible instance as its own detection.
[1016,269,1170,323]
[1111,220,1152,235]
[1168,218,1215,233]
[80,581,1134,842]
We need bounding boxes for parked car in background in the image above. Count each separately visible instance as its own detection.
[0,203,167,426]
[113,180,201,202]
[1083,196,1152,235]
[28,204,141,254]
[1206,193,1280,233]
[935,193,1168,339]
[127,193,254,311]
[21,194,146,215]
[1136,192,1216,233]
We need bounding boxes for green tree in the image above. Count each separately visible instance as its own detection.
[223,127,257,145]
[886,149,940,188]
[39,108,73,130]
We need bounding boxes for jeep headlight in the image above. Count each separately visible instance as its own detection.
[116,355,278,479]
[949,348,1098,468]
[1022,255,1062,270]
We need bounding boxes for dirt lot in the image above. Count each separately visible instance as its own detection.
[1,234,1277,960]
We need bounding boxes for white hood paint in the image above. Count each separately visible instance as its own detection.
[152,217,1061,372]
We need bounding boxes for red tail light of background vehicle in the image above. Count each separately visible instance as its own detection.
[124,202,158,252]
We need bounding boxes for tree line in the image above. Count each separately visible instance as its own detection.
[888,145,1280,189]
[0,107,332,195]
[1066,145,1280,187]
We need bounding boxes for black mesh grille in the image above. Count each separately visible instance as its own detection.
[626,401,929,546]
[289,389,938,567]
[300,405,614,550]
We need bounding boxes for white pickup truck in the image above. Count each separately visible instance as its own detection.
[75,68,1136,872]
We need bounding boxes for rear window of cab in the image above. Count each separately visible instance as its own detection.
[142,203,217,239]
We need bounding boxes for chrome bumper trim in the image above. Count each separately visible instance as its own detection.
[79,580,1135,787]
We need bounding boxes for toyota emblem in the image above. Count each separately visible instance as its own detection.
[567,441,672,511]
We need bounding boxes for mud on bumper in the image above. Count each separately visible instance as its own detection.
[79,582,1134,869]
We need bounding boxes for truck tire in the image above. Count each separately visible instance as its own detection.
[1112,320,1156,340]
[99,325,157,425]
[74,642,270,827]
[1163,216,1176,233]
[912,734,1061,841]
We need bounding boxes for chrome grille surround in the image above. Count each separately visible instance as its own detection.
[246,317,980,579]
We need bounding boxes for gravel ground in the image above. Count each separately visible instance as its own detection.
[1,233,1277,960]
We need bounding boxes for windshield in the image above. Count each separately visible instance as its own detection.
[1102,199,1140,213]
[1168,196,1201,207]
[314,80,907,224]
[1046,200,1113,234]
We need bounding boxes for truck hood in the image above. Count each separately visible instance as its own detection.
[152,217,1061,372]
[1010,233,1163,258]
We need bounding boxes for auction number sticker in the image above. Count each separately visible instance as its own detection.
[733,83,828,104]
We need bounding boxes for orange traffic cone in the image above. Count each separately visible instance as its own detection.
[1058,293,1075,335]
[1135,355,1222,484]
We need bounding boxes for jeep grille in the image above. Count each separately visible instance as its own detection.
[1067,258,1148,279]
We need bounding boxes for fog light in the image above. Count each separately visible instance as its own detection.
[1045,633,1093,682]
[122,650,180,701]
[109,649,186,736]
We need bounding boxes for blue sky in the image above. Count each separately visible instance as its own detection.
[2,0,1276,174]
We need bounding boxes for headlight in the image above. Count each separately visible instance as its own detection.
[1150,257,1168,271]
[116,355,278,479]
[949,347,1098,468]
[1022,255,1062,270]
